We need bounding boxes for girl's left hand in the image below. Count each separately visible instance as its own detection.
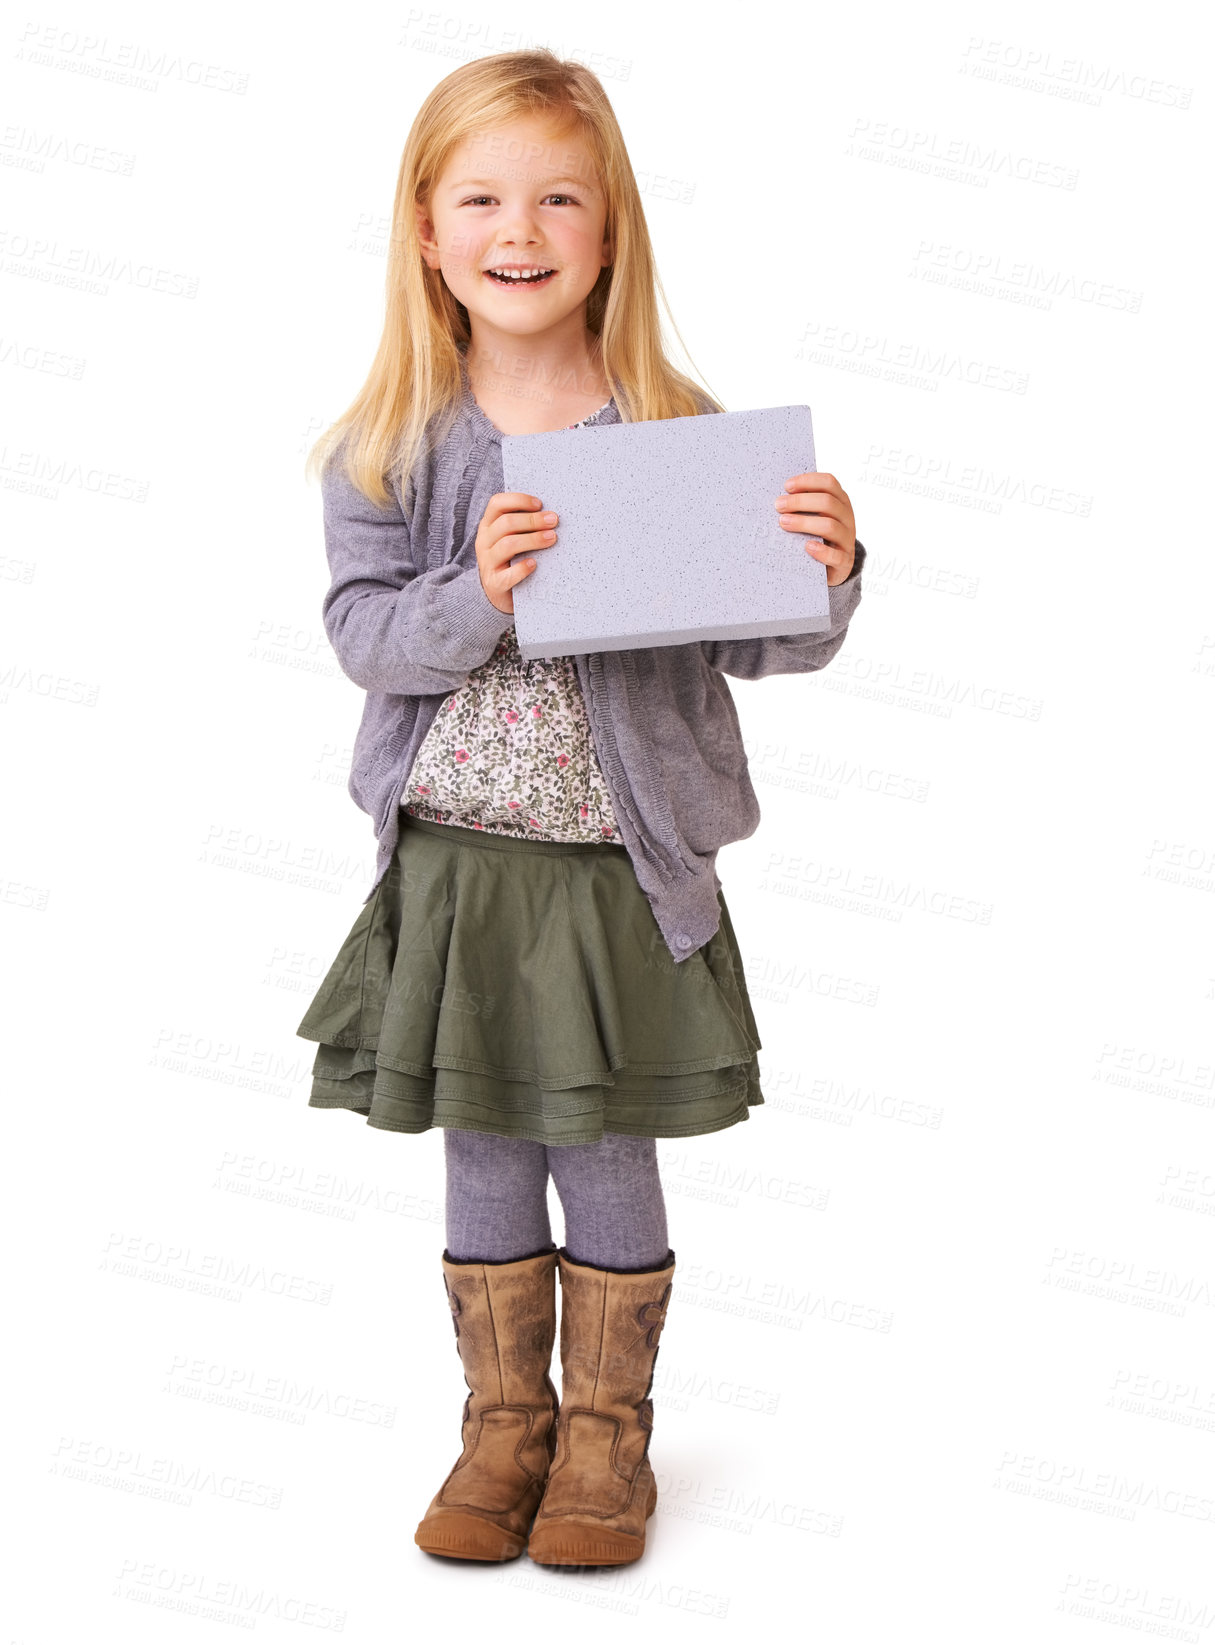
[774,473,857,586]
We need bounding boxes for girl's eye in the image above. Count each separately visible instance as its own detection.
[459,194,578,207]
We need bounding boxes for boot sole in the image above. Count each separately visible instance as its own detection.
[527,1476,658,1567]
[415,1511,526,1562]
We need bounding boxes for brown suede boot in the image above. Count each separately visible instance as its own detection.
[414,1246,559,1562]
[526,1246,676,1567]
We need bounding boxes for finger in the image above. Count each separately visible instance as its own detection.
[494,523,557,566]
[803,539,850,583]
[779,472,843,499]
[775,499,842,521]
[775,490,844,521]
[493,492,545,514]
[495,506,559,540]
[494,523,557,576]
[776,509,845,542]
[485,494,547,534]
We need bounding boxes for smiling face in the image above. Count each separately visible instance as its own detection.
[417,114,612,359]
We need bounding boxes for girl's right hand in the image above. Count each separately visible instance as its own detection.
[475,493,559,615]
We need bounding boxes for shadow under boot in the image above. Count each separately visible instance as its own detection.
[414,1245,559,1562]
[527,1246,676,1567]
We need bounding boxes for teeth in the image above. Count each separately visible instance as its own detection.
[489,267,554,280]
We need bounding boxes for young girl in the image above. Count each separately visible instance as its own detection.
[295,49,866,1570]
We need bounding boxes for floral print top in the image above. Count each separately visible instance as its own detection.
[400,400,623,844]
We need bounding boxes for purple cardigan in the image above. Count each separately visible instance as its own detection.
[317,378,867,963]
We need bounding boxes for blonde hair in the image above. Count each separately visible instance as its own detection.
[305,48,722,509]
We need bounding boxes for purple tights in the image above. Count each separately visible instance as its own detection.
[443,1127,670,1270]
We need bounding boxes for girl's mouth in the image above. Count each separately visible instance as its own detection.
[484,268,557,288]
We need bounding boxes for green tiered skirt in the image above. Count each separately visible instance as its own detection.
[294,811,764,1147]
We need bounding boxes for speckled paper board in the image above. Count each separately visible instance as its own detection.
[501,404,830,661]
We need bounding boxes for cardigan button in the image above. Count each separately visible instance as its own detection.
[676,933,692,948]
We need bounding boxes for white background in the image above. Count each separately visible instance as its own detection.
[4,0,1213,1639]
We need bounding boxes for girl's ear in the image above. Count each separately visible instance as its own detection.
[416,201,441,268]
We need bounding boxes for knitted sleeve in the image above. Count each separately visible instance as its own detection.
[319,453,509,697]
